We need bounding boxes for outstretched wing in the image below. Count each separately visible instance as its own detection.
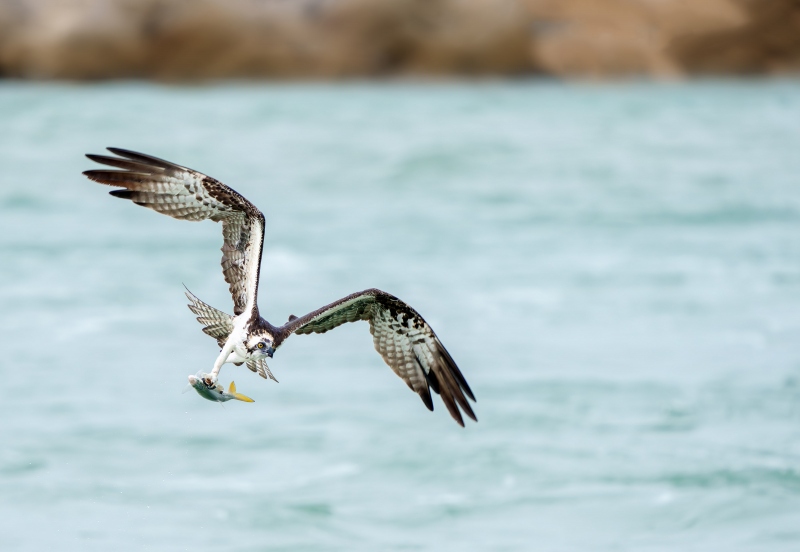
[184,288,234,348]
[277,289,476,427]
[84,148,265,317]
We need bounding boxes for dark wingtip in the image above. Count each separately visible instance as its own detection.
[464,407,478,423]
[82,169,106,179]
[433,355,475,426]
[424,366,441,395]
[462,384,477,403]
[105,147,181,170]
[438,343,476,403]
[441,392,465,427]
[109,189,133,199]
[418,389,434,412]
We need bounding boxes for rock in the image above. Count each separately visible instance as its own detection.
[0,0,531,80]
[525,0,748,77]
[669,0,800,74]
[0,0,798,79]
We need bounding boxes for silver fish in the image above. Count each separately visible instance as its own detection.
[188,373,254,403]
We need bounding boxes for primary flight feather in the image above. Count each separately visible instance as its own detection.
[84,148,476,426]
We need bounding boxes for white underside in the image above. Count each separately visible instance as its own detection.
[210,218,263,383]
[224,348,249,364]
[210,313,250,381]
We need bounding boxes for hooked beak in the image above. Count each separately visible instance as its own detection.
[266,346,275,358]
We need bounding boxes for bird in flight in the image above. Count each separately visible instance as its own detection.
[84,148,476,426]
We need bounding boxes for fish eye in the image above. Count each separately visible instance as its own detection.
[257,343,265,349]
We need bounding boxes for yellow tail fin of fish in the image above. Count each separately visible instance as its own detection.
[228,381,254,403]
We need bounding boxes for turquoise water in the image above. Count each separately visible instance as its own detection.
[1,81,800,551]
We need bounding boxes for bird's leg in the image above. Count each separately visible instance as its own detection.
[204,336,238,387]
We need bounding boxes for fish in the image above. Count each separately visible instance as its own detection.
[188,373,254,403]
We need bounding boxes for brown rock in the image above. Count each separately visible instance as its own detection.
[669,0,800,74]
[0,0,798,79]
[524,0,748,77]
[0,0,531,80]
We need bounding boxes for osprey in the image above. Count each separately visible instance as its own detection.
[84,148,476,426]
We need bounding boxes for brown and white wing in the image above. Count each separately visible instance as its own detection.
[184,288,234,348]
[84,148,265,316]
[277,289,476,427]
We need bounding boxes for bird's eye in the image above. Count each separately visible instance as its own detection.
[257,343,265,349]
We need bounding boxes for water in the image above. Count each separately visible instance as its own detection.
[1,80,799,551]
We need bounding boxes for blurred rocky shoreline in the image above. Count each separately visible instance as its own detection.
[1,0,798,80]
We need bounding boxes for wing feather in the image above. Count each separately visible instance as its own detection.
[184,288,234,348]
[246,359,279,382]
[277,289,476,426]
[84,148,265,316]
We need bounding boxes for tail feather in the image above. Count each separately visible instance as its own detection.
[247,359,279,383]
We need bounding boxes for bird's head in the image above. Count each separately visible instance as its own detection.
[246,331,275,358]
